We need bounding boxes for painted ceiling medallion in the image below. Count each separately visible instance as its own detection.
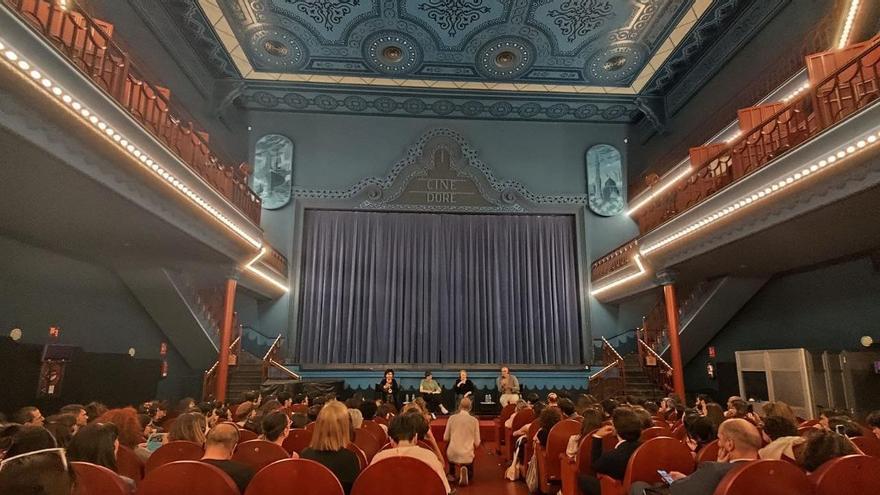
[476,37,535,79]
[586,42,645,83]
[248,27,307,70]
[364,31,422,74]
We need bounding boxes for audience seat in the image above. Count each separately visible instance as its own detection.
[639,426,673,442]
[520,420,542,479]
[138,460,240,495]
[808,454,880,495]
[282,428,313,455]
[712,459,811,495]
[351,456,447,495]
[244,458,344,495]
[494,403,517,454]
[560,432,596,495]
[505,408,536,461]
[238,429,259,442]
[537,419,582,494]
[671,424,687,441]
[115,444,144,482]
[232,439,291,471]
[372,416,388,427]
[145,441,204,474]
[71,462,130,495]
[652,419,670,428]
[354,428,384,462]
[290,404,309,414]
[696,440,720,463]
[601,436,696,495]
[850,435,880,457]
[361,420,387,442]
[346,442,368,469]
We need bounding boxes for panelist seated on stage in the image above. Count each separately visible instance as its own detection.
[419,371,449,416]
[454,370,476,409]
[497,367,521,407]
[374,368,400,409]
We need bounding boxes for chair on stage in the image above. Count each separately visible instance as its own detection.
[639,426,673,442]
[115,444,144,482]
[351,457,447,495]
[346,442,368,469]
[850,435,880,457]
[712,460,811,495]
[145,441,204,474]
[505,407,536,461]
[138,461,239,495]
[282,428,313,455]
[536,419,582,494]
[232,439,291,472]
[354,428,384,462]
[244,458,344,495]
[71,462,130,495]
[599,436,695,495]
[494,403,517,455]
[808,454,880,495]
[696,439,720,464]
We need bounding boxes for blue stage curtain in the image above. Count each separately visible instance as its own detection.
[297,210,582,364]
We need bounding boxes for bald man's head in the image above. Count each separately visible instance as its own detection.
[206,423,240,451]
[719,418,761,454]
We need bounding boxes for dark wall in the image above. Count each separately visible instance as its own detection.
[0,235,202,403]
[685,256,880,397]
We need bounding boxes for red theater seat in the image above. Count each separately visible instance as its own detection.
[115,444,143,482]
[850,435,880,457]
[232,439,291,471]
[494,403,517,454]
[361,420,387,442]
[138,461,239,495]
[346,442,368,469]
[238,429,258,442]
[354,428,384,461]
[808,454,880,495]
[244,458,344,495]
[145,441,204,474]
[537,419,582,493]
[696,440,720,463]
[71,462,129,495]
[351,456,446,495]
[520,420,541,479]
[601,436,696,495]
[505,408,536,461]
[639,426,673,442]
[282,428,313,455]
[560,432,596,495]
[712,459,811,495]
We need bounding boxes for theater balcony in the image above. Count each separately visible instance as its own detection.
[0,0,288,367]
[591,35,880,304]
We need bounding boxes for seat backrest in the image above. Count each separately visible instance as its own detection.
[696,439,720,463]
[850,436,880,457]
[115,444,143,482]
[671,424,687,441]
[346,442,368,469]
[575,430,597,474]
[232,439,290,471]
[354,428,384,461]
[290,404,309,414]
[511,408,536,431]
[238,429,259,442]
[361,420,387,442]
[623,437,695,491]
[244,458,344,495]
[145,441,204,473]
[546,419,582,479]
[351,456,446,495]
[639,426,673,442]
[138,460,240,495]
[498,403,517,423]
[282,428,313,455]
[71,462,129,495]
[809,454,880,494]
[652,419,670,428]
[372,416,388,426]
[712,459,811,495]
[306,421,316,432]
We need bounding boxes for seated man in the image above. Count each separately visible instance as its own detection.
[630,418,761,495]
[443,397,481,486]
[201,423,255,493]
[579,407,644,495]
[371,411,452,494]
[867,410,880,440]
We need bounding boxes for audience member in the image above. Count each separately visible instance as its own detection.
[85,402,108,423]
[703,403,725,431]
[536,407,563,448]
[632,406,653,430]
[684,416,716,455]
[168,411,207,446]
[443,397,481,486]
[758,415,803,461]
[277,392,293,411]
[0,446,73,495]
[291,412,310,429]
[13,407,44,427]
[259,410,298,458]
[234,402,257,428]
[67,422,136,491]
[725,399,750,420]
[59,404,88,428]
[866,410,880,439]
[372,412,451,494]
[817,408,847,430]
[761,401,798,427]
[797,429,857,472]
[566,407,604,458]
[506,400,529,430]
[579,407,643,495]
[96,408,144,449]
[301,400,361,494]
[44,414,77,448]
[201,423,254,493]
[826,416,861,438]
[347,406,364,431]
[559,398,579,419]
[600,399,619,419]
[176,397,197,414]
[3,425,57,458]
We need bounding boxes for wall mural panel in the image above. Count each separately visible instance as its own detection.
[586,143,625,216]
[253,134,294,209]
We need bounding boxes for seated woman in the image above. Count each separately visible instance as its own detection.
[96,408,145,450]
[259,410,299,458]
[419,371,447,416]
[578,407,644,495]
[759,415,804,461]
[168,412,207,446]
[797,428,858,472]
[375,369,400,409]
[453,370,475,411]
[566,407,605,458]
[67,422,136,493]
[300,401,361,494]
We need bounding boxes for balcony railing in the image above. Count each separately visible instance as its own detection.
[4,0,262,225]
[633,36,880,235]
[262,244,289,276]
[591,239,639,281]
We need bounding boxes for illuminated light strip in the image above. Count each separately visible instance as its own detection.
[0,37,262,249]
[838,0,861,49]
[640,129,880,255]
[242,247,290,293]
[590,255,647,296]
[628,166,693,215]
[781,82,811,103]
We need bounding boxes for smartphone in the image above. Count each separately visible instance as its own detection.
[834,424,846,435]
[146,433,166,453]
[658,470,675,485]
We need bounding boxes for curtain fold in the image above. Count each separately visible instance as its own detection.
[297,210,582,364]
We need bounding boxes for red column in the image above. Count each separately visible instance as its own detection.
[662,283,687,400]
[215,277,238,402]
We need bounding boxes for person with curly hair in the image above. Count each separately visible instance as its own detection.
[96,407,144,449]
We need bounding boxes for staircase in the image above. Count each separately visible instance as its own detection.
[622,353,667,403]
[226,351,264,404]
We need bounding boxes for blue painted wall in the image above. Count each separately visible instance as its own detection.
[685,257,880,394]
[0,235,201,400]
[240,111,640,365]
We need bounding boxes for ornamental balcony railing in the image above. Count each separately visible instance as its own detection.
[262,244,289,277]
[3,0,262,224]
[591,239,639,281]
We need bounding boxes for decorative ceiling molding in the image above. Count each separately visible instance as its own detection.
[237,82,641,122]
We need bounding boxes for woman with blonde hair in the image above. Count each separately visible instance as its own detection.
[301,401,361,494]
[168,411,207,446]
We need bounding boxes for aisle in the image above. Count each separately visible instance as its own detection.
[454,442,529,495]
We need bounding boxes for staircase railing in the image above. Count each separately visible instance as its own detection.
[202,325,241,401]
[588,336,626,400]
[628,35,879,234]
[262,334,299,383]
[2,0,262,224]
[637,337,674,395]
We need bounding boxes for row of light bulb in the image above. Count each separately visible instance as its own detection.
[838,0,861,49]
[0,37,262,249]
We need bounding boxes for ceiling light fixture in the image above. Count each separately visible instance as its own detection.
[838,0,861,49]
[590,255,647,296]
[0,36,262,249]
[640,128,880,255]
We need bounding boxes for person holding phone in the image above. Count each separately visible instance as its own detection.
[375,369,400,409]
